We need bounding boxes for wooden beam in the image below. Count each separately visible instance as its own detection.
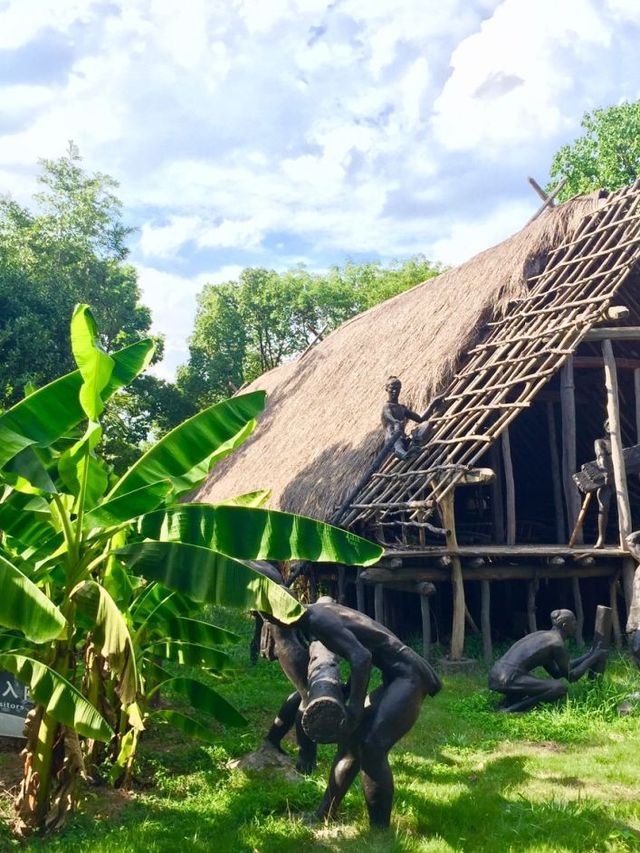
[585,326,640,342]
[528,176,551,203]
[575,356,640,371]
[440,491,466,660]
[602,339,632,548]
[526,177,567,224]
[481,580,492,665]
[501,427,516,545]
[561,357,580,541]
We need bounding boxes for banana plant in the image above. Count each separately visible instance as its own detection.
[0,304,383,834]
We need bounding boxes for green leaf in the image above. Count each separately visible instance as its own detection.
[71,580,137,705]
[83,481,172,530]
[106,392,266,501]
[0,654,113,741]
[151,616,239,648]
[118,541,304,623]
[0,492,56,548]
[2,447,57,494]
[148,709,222,745]
[145,641,232,672]
[138,504,383,565]
[58,422,108,508]
[0,553,66,643]
[0,339,154,470]
[155,677,246,727]
[218,489,271,507]
[70,304,115,421]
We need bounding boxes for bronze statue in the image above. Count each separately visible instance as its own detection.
[265,598,441,829]
[381,376,425,460]
[488,609,607,712]
[625,531,640,666]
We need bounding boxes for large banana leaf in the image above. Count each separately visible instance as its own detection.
[138,504,383,565]
[0,339,154,470]
[145,641,232,672]
[0,654,113,741]
[71,581,137,705]
[117,541,304,623]
[0,553,66,643]
[153,616,239,648]
[148,710,223,745]
[70,305,114,421]
[2,447,57,494]
[0,492,56,549]
[153,676,246,727]
[83,481,172,530]
[106,392,266,501]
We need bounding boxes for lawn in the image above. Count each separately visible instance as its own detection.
[1,612,639,853]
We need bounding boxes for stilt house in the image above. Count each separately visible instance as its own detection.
[195,181,640,660]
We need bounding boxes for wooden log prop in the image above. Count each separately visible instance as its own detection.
[301,641,347,744]
[590,604,613,676]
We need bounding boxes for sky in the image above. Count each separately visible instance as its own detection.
[1,0,640,380]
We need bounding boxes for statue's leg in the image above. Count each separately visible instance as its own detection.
[265,691,301,753]
[359,676,425,829]
[315,738,362,822]
[500,674,567,713]
[294,710,317,774]
[595,487,611,548]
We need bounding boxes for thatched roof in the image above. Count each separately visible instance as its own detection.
[194,192,606,521]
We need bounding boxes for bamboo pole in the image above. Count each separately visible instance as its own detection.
[602,339,633,548]
[481,580,492,665]
[501,428,516,545]
[546,401,566,543]
[440,491,465,659]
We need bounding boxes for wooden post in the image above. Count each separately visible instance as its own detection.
[356,568,365,613]
[337,566,346,604]
[374,583,384,625]
[440,490,466,659]
[591,605,613,676]
[609,578,623,651]
[417,582,433,660]
[546,401,565,543]
[635,367,640,443]
[301,641,346,743]
[481,580,492,665]
[623,557,637,626]
[561,357,580,541]
[571,577,585,647]
[602,339,632,548]
[527,579,538,633]
[501,427,516,545]
[490,443,505,544]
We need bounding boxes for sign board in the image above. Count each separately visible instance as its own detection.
[0,672,32,738]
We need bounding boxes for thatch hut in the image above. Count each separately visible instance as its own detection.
[195,181,640,660]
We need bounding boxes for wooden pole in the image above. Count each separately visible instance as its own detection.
[623,557,637,626]
[634,367,640,443]
[374,583,384,625]
[501,428,516,545]
[609,578,623,651]
[419,590,432,660]
[489,443,505,544]
[568,492,593,547]
[355,568,365,613]
[602,339,632,548]
[440,490,465,659]
[571,576,585,647]
[481,580,492,665]
[337,566,346,605]
[591,605,613,675]
[527,579,538,633]
[560,357,580,542]
[546,401,566,543]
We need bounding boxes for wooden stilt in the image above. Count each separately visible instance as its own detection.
[481,580,492,665]
[420,593,432,660]
[489,443,505,544]
[609,577,623,650]
[571,576,585,647]
[527,579,538,633]
[501,428,516,545]
[634,367,640,442]
[374,583,384,625]
[440,490,465,659]
[561,357,580,541]
[546,400,565,543]
[337,566,346,604]
[623,557,637,626]
[356,568,365,613]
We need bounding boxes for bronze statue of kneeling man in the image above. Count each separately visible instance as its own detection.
[489,609,607,713]
[264,597,441,829]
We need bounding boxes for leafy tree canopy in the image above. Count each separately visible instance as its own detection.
[548,101,640,201]
[177,256,443,409]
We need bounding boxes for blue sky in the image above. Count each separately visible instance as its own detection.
[1,0,640,379]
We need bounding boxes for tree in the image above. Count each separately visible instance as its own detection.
[548,101,640,201]
[178,256,443,409]
[0,305,382,834]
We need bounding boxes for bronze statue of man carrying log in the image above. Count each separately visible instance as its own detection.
[262,598,441,829]
[488,608,609,712]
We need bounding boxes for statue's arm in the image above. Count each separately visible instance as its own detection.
[405,408,424,424]
[568,643,607,682]
[544,645,569,680]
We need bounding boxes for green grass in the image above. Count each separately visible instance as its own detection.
[1,613,640,852]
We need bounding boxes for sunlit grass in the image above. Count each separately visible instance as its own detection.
[1,611,640,851]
